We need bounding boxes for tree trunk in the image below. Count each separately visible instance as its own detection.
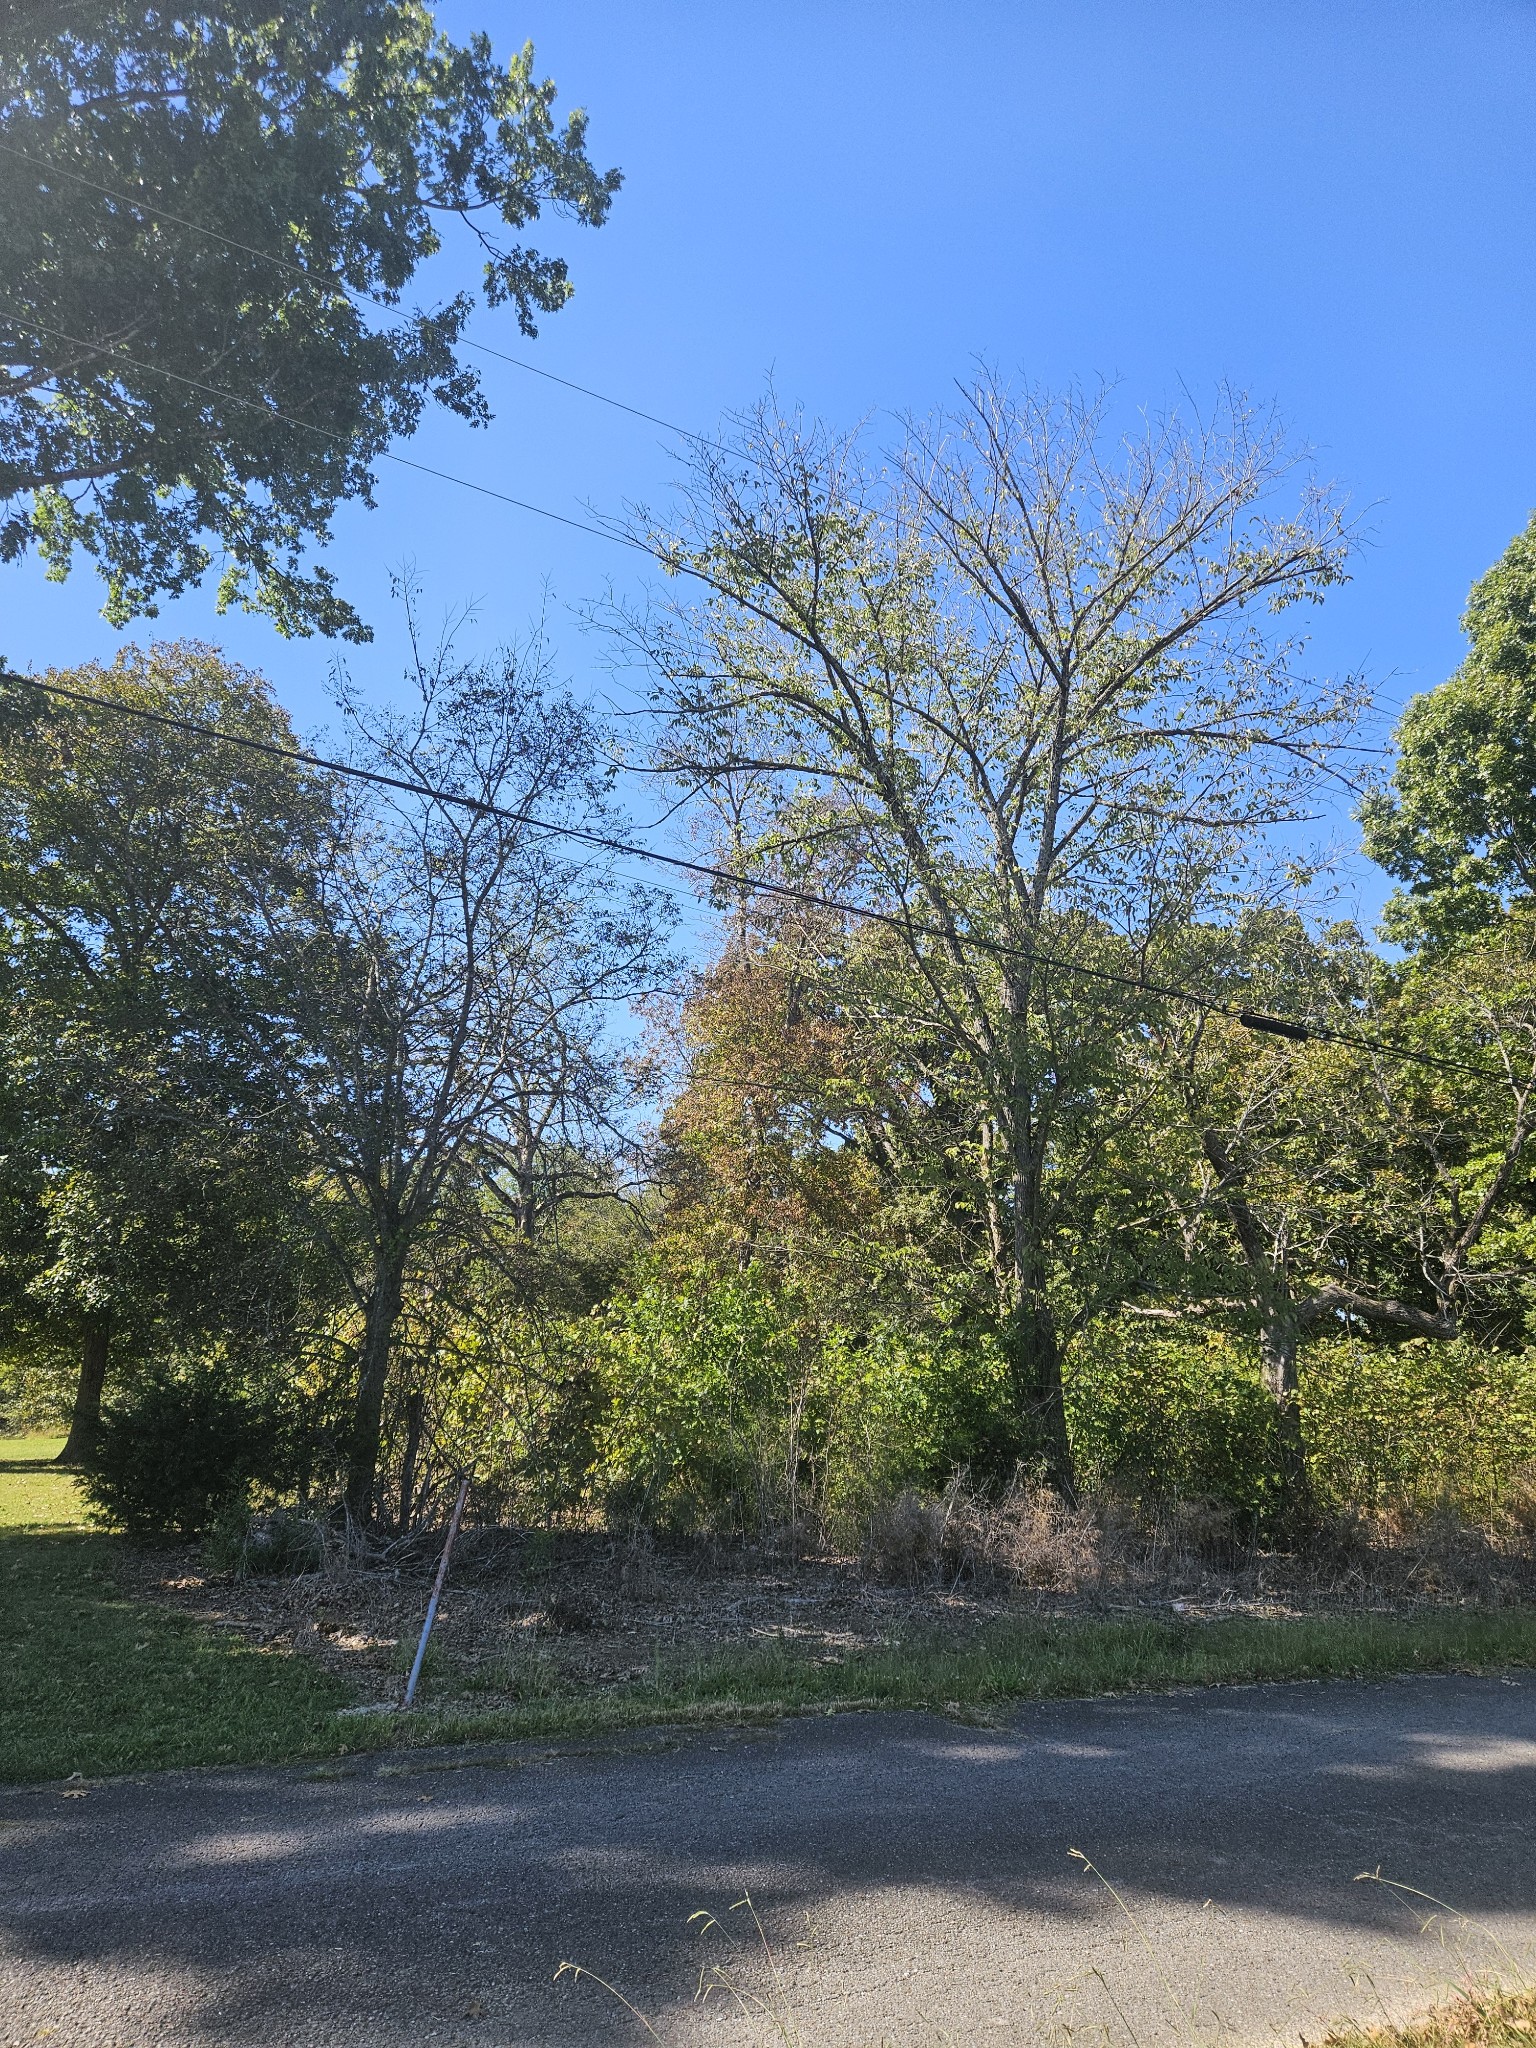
[1258,1302,1309,1519]
[345,1248,407,1526]
[999,1292,1076,1499]
[55,1309,111,1467]
[514,1163,537,1238]
[1001,1085,1077,1499]
[1199,1129,1311,1523]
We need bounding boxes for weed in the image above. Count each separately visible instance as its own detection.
[202,1504,326,1577]
[558,1890,807,2048]
[1327,1990,1536,2048]
[861,1473,1536,1606]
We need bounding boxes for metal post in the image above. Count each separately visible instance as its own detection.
[402,1471,471,1711]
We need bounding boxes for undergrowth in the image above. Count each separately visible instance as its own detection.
[8,1440,1536,1785]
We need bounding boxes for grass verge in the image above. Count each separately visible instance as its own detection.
[389,1604,1536,1754]
[0,1439,350,1784]
[6,1439,1536,1784]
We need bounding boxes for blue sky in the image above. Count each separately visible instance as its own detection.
[6,0,1535,926]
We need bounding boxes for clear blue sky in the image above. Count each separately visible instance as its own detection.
[5,0,1535,922]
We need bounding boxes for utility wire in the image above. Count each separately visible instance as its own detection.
[0,237,1513,1086]
[0,668,1515,1087]
[0,137,708,446]
[1,302,656,555]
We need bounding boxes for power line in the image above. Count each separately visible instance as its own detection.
[0,136,708,446]
[0,266,1510,1087]
[2,301,656,557]
[0,668,1514,1087]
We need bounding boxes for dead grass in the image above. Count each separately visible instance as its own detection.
[17,1450,1531,1776]
[1328,1988,1536,2048]
[862,1475,1536,1608]
[107,1484,1536,1731]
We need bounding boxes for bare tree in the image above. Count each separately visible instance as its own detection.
[616,375,1359,1492]
[258,608,669,1521]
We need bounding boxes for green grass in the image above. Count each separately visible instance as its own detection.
[390,1605,1536,1753]
[7,1438,1536,1784]
[0,1437,352,1783]
[0,1434,80,1528]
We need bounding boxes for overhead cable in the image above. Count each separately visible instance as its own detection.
[0,669,1514,1087]
[1,302,654,554]
[0,136,707,445]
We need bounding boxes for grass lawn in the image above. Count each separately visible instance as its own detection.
[0,1436,353,1784]
[7,1437,1536,1785]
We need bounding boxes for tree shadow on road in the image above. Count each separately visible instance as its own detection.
[4,1673,1536,2046]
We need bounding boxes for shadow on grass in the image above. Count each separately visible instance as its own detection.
[0,1524,353,1782]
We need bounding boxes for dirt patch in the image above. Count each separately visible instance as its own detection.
[107,1502,1536,1716]
[114,1531,1011,1708]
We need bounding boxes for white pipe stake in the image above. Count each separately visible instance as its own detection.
[402,1472,471,1711]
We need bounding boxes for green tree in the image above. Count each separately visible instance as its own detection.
[0,645,330,1460]
[622,378,1357,1493]
[0,3,618,637]
[1362,513,1536,948]
[1131,913,1536,1507]
[251,610,670,1523]
[0,966,61,1425]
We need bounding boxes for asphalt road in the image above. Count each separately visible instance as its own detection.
[5,1673,1536,2048]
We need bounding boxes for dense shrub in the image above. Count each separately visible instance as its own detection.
[81,1367,326,1539]
[805,1320,1015,1527]
[1065,1325,1280,1520]
[1303,1338,1536,1522]
[580,1258,1022,1538]
[371,1272,1536,1551]
[1066,1324,1536,1532]
[417,1308,610,1526]
[592,1259,793,1532]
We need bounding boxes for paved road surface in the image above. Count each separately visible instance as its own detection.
[4,1673,1536,2047]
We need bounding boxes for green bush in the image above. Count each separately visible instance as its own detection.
[592,1258,793,1532]
[1304,1338,1536,1521]
[583,1259,1023,1538]
[1066,1325,1280,1519]
[401,1267,1536,1543]
[81,1367,323,1539]
[1066,1323,1536,1530]
[805,1320,1015,1525]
